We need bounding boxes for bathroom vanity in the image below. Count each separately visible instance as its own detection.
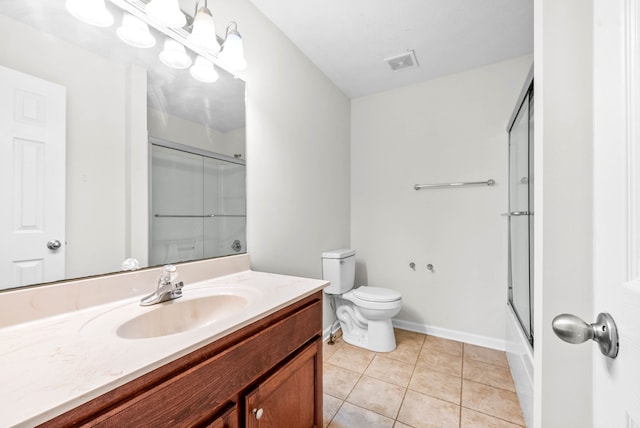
[44,292,322,427]
[0,255,326,427]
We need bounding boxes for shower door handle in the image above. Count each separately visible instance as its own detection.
[501,211,532,216]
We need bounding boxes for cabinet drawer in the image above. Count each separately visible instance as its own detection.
[86,299,322,427]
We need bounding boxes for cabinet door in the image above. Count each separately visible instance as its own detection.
[205,404,238,428]
[245,341,321,428]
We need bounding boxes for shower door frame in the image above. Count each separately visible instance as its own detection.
[506,68,534,347]
[148,137,247,266]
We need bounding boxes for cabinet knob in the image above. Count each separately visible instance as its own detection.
[252,407,264,420]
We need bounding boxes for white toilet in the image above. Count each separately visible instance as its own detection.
[322,249,402,352]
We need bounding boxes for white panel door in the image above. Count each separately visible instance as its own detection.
[0,65,66,289]
[592,0,640,425]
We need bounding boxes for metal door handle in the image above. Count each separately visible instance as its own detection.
[47,240,62,251]
[552,312,619,358]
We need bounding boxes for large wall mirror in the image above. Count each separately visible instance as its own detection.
[0,0,246,291]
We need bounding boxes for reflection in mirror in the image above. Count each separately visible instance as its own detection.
[0,0,246,291]
[150,139,246,265]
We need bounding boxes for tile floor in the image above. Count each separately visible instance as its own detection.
[323,329,525,428]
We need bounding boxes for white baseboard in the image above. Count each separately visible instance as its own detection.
[392,319,506,351]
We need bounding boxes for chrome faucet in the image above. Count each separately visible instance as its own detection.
[140,265,184,306]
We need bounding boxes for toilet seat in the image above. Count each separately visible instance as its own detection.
[352,286,401,303]
[342,287,402,311]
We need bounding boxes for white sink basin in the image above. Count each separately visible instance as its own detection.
[80,285,260,340]
[117,294,248,339]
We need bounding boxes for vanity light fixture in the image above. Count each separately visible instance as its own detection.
[65,0,114,27]
[218,22,247,71]
[65,0,247,79]
[117,12,156,48]
[188,0,221,53]
[145,0,186,28]
[159,37,192,69]
[190,56,219,83]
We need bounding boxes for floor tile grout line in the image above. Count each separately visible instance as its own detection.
[324,332,522,427]
[392,337,423,425]
[340,347,373,410]
[460,404,526,427]
[463,356,510,369]
[462,377,520,395]
[326,399,345,427]
[459,342,466,427]
[333,400,399,425]
[341,333,425,425]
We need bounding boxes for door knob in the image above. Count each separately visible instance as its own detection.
[552,312,619,358]
[47,240,62,251]
[252,408,264,420]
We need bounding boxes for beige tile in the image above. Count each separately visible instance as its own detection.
[418,348,463,377]
[463,344,508,367]
[462,380,525,426]
[460,407,525,427]
[346,375,406,419]
[328,402,395,428]
[409,365,462,404]
[323,363,361,400]
[394,422,414,428]
[323,340,342,361]
[463,359,516,392]
[397,390,460,428]
[328,343,376,373]
[383,341,422,365]
[423,335,463,357]
[323,393,343,427]
[365,355,415,387]
[395,328,426,348]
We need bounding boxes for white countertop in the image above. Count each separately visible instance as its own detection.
[0,266,327,427]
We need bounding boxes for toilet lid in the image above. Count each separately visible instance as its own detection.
[352,286,401,302]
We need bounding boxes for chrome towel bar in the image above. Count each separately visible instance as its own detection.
[154,214,246,218]
[413,179,495,190]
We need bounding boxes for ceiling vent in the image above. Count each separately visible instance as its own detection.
[384,50,419,72]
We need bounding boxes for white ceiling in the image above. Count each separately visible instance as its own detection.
[248,0,533,99]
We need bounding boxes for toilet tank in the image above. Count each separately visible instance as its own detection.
[322,248,356,294]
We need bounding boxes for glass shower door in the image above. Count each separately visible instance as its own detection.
[508,84,534,345]
[203,158,246,258]
[150,145,204,265]
[150,141,247,266]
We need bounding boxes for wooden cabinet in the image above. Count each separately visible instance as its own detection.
[40,292,323,428]
[205,405,238,428]
[245,342,320,427]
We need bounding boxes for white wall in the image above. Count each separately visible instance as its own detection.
[207,1,352,327]
[351,56,532,346]
[533,0,593,426]
[0,15,132,278]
